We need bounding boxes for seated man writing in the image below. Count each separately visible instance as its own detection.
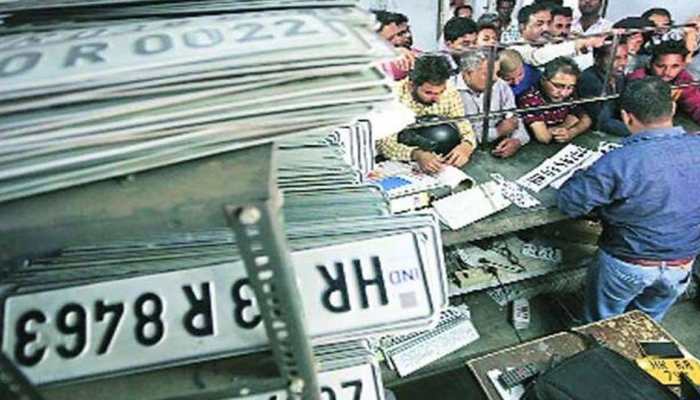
[517,56,592,143]
[454,50,530,158]
[377,55,477,173]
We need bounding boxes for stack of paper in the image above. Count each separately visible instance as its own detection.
[432,181,511,230]
[0,2,397,203]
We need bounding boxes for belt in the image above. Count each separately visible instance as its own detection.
[620,257,695,267]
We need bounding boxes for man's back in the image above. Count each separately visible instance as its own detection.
[559,128,700,260]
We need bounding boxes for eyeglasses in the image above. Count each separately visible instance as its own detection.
[547,79,576,91]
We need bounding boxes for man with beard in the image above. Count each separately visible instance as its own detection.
[550,6,574,39]
[629,40,700,124]
[518,56,592,143]
[578,41,631,136]
[377,55,477,173]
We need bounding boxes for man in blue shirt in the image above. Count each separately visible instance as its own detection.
[498,49,542,97]
[557,77,700,322]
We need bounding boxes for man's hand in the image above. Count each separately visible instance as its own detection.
[496,117,519,137]
[551,127,575,143]
[491,138,522,158]
[395,47,416,72]
[412,149,443,173]
[444,143,474,167]
[576,35,606,53]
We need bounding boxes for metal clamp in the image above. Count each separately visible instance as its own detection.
[226,200,320,400]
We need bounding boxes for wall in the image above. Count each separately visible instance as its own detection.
[605,1,700,24]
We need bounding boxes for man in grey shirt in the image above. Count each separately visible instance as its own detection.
[453,51,530,158]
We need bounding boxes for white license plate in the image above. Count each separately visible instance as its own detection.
[516,144,594,192]
[241,362,384,400]
[2,232,437,384]
[0,13,341,92]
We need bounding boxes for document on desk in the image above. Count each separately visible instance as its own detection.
[435,165,472,189]
[432,181,511,230]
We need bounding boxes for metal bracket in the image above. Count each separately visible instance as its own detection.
[225,200,320,400]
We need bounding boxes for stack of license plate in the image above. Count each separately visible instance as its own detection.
[0,1,361,23]
[0,2,396,203]
[190,341,388,400]
[328,120,376,180]
[0,132,448,387]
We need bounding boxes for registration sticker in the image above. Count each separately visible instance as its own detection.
[636,357,700,385]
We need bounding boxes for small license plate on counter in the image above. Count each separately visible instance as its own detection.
[2,232,438,384]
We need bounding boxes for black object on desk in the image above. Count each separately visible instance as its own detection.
[0,351,45,400]
[681,373,700,400]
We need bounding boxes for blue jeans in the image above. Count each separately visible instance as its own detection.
[584,249,692,322]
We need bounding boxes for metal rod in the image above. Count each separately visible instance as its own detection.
[226,201,321,400]
[408,81,700,129]
[440,23,698,55]
[480,46,497,148]
[600,33,620,97]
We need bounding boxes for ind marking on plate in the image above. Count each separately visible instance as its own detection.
[2,232,434,384]
[0,14,341,91]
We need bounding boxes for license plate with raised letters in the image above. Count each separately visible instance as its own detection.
[243,362,384,400]
[2,232,438,384]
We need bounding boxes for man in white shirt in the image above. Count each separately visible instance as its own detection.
[571,0,612,35]
[497,0,521,44]
[454,51,530,158]
[511,3,605,67]
[571,0,612,70]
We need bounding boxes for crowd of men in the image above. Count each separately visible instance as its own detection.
[373,1,700,169]
[372,2,700,324]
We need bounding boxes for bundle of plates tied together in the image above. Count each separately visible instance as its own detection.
[0,0,395,203]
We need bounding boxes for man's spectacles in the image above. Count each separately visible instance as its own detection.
[547,79,576,91]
